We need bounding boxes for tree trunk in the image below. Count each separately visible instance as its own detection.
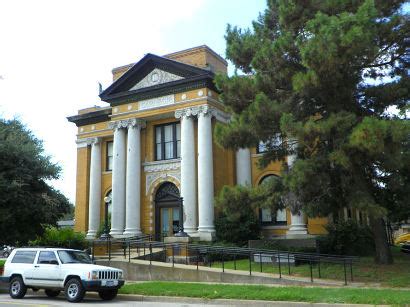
[370,217,393,264]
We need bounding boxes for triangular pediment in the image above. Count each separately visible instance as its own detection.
[99,53,216,104]
[129,68,184,91]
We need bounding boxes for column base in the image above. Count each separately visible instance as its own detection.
[109,229,125,238]
[198,229,216,242]
[123,229,142,237]
[287,224,308,237]
[86,231,97,239]
[184,227,198,235]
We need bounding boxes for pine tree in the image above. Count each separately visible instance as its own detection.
[216,0,409,264]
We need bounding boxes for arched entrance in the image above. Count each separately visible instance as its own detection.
[155,182,181,240]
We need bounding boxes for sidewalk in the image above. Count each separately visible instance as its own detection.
[92,292,390,307]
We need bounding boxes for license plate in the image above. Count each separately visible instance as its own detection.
[102,280,118,287]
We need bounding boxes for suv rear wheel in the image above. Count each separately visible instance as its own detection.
[98,289,118,301]
[64,278,85,302]
[45,289,61,297]
[9,276,27,299]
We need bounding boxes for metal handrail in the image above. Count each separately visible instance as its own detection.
[91,235,358,285]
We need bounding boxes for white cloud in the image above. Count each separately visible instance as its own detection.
[0,0,205,202]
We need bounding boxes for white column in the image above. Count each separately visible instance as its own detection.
[236,148,252,186]
[124,120,145,237]
[286,140,308,236]
[86,138,101,239]
[175,109,197,234]
[197,106,215,240]
[288,211,308,235]
[110,122,127,237]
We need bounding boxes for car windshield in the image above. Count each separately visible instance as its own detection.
[57,250,92,264]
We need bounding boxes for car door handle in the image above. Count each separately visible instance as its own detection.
[34,265,39,268]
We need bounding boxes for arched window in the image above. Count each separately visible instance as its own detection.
[259,175,287,225]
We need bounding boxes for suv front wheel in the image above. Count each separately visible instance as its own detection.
[9,276,27,299]
[64,278,85,302]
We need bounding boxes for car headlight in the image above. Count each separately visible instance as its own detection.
[90,271,99,280]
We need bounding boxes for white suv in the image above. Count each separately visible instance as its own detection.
[0,248,124,302]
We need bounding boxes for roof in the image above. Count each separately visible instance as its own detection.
[164,44,228,66]
[13,247,82,251]
[99,53,218,106]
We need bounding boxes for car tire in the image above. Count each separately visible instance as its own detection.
[64,278,85,303]
[98,289,118,301]
[45,289,61,297]
[3,251,9,258]
[9,276,27,299]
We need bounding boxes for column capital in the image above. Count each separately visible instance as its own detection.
[75,137,101,148]
[175,105,230,122]
[87,137,101,145]
[109,118,146,130]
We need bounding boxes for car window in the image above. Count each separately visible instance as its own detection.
[57,250,92,264]
[38,251,58,264]
[11,251,37,264]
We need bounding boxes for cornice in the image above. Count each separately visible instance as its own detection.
[67,109,111,127]
[106,76,216,106]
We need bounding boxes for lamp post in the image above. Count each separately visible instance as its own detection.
[175,196,188,237]
[100,196,112,239]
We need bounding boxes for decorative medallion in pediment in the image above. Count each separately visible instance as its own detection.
[129,68,184,91]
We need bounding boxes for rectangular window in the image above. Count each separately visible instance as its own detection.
[260,209,287,225]
[106,141,113,171]
[11,251,37,264]
[155,122,181,161]
[38,251,58,264]
[261,208,272,222]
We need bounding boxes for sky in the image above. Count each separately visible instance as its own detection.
[0,0,267,203]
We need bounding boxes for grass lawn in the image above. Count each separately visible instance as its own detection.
[119,281,410,305]
[0,260,5,266]
[210,246,410,287]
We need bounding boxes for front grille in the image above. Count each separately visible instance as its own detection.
[97,270,119,280]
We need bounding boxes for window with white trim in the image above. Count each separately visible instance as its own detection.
[155,122,181,161]
[106,141,113,171]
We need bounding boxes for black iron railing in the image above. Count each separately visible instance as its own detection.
[91,236,358,285]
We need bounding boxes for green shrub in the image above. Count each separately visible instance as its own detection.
[0,260,5,267]
[317,220,374,256]
[29,226,88,250]
[96,213,111,238]
[214,185,260,246]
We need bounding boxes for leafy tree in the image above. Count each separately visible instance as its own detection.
[29,226,88,250]
[0,118,71,244]
[215,0,409,263]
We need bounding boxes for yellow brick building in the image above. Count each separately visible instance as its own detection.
[68,45,328,241]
